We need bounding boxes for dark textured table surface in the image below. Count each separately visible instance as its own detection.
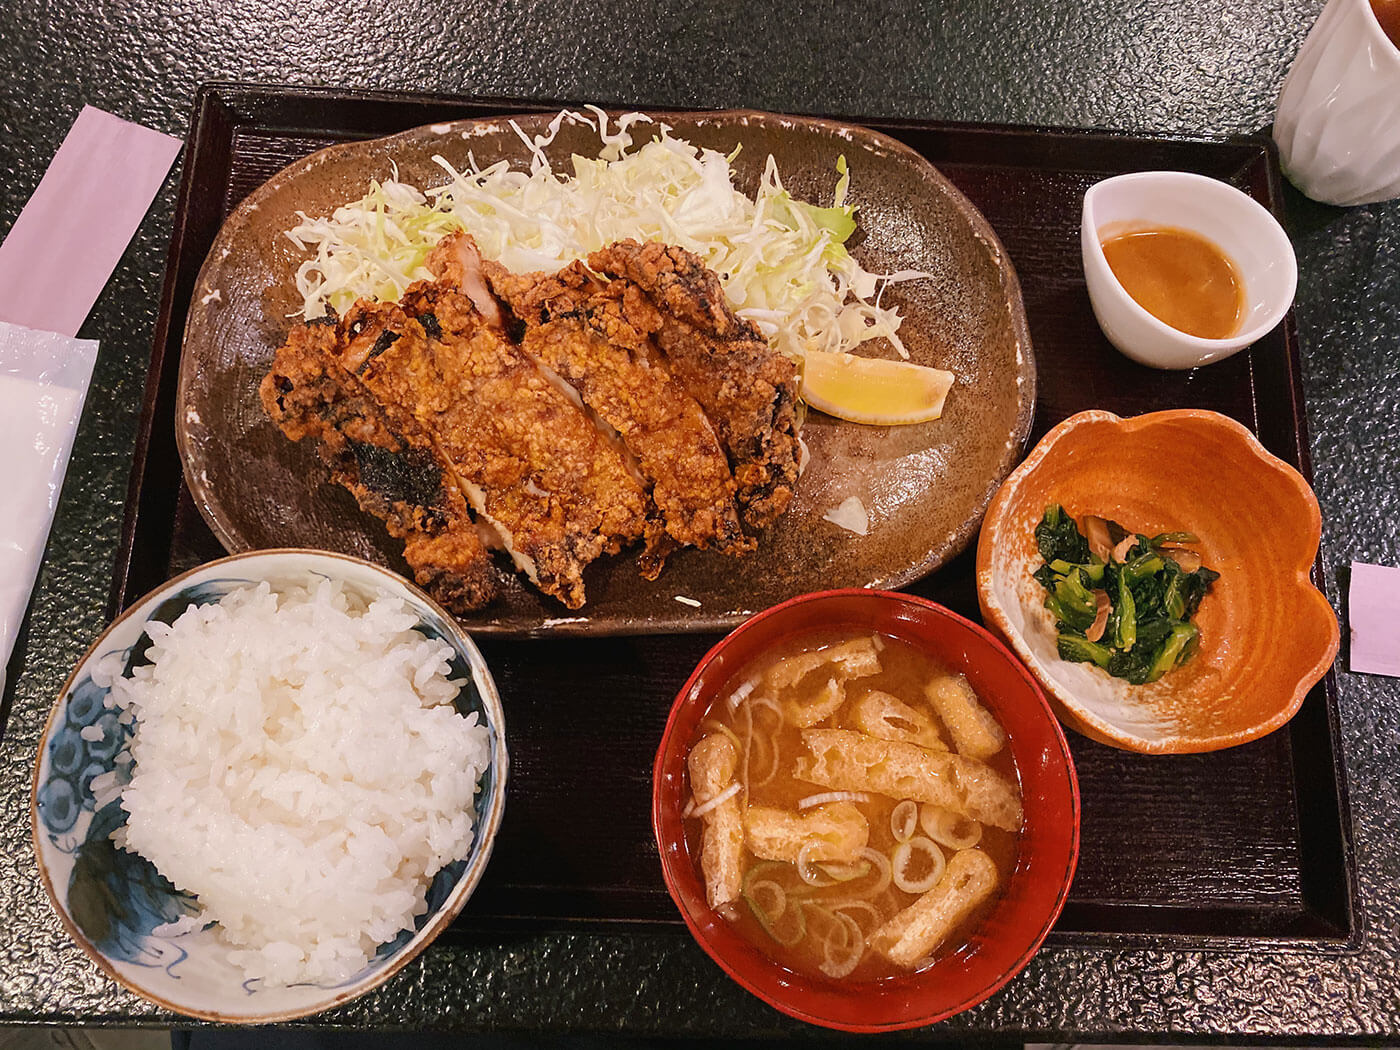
[2,0,1398,1039]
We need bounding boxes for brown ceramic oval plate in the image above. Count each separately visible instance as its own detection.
[177,108,1034,636]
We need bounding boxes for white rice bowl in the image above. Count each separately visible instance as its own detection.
[103,578,491,987]
[34,551,507,1022]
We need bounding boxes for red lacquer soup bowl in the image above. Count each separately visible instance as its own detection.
[652,589,1080,1032]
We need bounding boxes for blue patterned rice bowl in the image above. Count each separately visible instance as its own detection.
[31,549,508,1022]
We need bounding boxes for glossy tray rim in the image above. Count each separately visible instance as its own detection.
[110,81,1358,954]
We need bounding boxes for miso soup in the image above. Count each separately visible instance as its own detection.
[683,628,1023,981]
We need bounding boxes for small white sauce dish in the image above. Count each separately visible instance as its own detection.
[1081,171,1298,370]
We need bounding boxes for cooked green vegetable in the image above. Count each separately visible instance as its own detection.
[1057,634,1114,668]
[1122,550,1165,582]
[1149,531,1199,545]
[1111,566,1137,651]
[1036,503,1092,564]
[1147,623,1200,682]
[1050,557,1105,584]
[1032,504,1218,685]
[1051,569,1099,631]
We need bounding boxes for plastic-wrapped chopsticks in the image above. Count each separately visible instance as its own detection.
[0,322,98,692]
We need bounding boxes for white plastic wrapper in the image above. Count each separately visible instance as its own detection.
[0,320,98,692]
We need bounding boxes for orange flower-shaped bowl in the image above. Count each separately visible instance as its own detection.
[976,409,1338,754]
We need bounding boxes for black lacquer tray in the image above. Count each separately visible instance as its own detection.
[112,83,1356,951]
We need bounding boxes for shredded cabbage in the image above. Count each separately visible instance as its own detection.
[286,107,928,358]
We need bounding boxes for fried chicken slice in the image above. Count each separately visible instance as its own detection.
[585,240,803,531]
[486,254,753,577]
[341,279,648,610]
[423,229,507,330]
[259,319,499,612]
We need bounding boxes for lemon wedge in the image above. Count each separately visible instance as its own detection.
[800,351,955,425]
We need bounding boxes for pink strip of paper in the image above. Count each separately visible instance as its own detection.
[0,106,181,337]
[1349,562,1400,676]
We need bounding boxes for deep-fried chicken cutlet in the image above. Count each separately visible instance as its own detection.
[485,254,753,577]
[259,321,499,612]
[340,284,648,610]
[263,231,807,610]
[585,240,803,532]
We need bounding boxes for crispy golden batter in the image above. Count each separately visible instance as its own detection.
[486,255,752,577]
[339,284,647,610]
[586,240,803,531]
[259,321,498,612]
[262,232,806,608]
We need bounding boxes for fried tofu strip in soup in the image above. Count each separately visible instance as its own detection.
[688,734,745,909]
[869,847,1000,969]
[847,689,948,752]
[925,674,1006,760]
[743,802,868,864]
[763,636,883,692]
[796,729,1022,831]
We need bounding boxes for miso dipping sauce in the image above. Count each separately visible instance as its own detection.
[1100,226,1245,340]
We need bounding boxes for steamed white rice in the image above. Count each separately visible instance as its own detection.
[104,578,491,986]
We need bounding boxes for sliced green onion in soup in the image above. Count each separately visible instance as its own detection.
[891,836,946,894]
[919,803,982,851]
[818,910,865,978]
[796,791,872,809]
[828,899,882,929]
[817,859,871,882]
[890,799,919,843]
[746,879,787,921]
[852,846,894,898]
[796,840,838,887]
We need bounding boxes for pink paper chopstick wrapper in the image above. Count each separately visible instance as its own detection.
[0,106,181,336]
[1349,562,1400,676]
[0,106,178,689]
